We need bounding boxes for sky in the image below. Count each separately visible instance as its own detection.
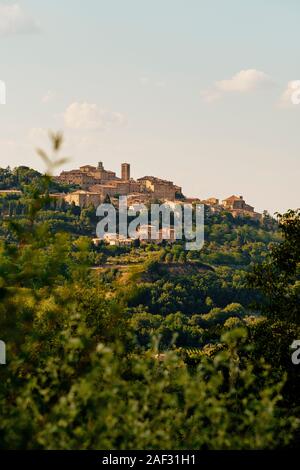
[0,0,299,214]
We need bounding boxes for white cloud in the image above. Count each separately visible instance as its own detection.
[63,102,127,131]
[202,69,273,103]
[0,3,40,36]
[217,69,272,93]
[279,81,300,108]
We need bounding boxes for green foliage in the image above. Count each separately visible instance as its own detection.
[1,325,296,450]
[0,165,73,193]
[248,209,300,324]
[0,134,299,449]
[245,209,300,438]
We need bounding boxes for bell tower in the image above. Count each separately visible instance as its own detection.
[121,163,130,181]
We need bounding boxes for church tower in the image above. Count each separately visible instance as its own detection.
[121,163,130,181]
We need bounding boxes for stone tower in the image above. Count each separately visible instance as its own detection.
[121,163,130,181]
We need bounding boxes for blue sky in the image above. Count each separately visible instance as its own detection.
[0,0,299,214]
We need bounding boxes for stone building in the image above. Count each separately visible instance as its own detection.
[199,194,261,219]
[221,195,261,220]
[222,195,250,211]
[102,233,133,246]
[137,176,181,201]
[64,190,102,208]
[57,162,118,190]
[202,197,219,206]
[56,162,181,207]
[121,163,130,181]
[55,162,261,220]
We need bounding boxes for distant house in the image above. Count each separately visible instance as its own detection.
[202,197,219,206]
[221,195,261,220]
[64,190,102,208]
[222,195,249,211]
[102,233,133,247]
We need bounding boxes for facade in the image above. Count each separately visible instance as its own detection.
[121,163,130,181]
[137,176,181,201]
[56,162,181,207]
[202,197,219,206]
[199,194,261,219]
[58,162,118,190]
[220,195,261,219]
[222,195,250,211]
[102,233,133,246]
[55,162,261,220]
[64,190,102,208]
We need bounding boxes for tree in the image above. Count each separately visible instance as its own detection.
[248,209,300,324]
[247,209,300,432]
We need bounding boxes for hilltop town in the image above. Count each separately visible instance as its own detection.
[53,161,262,220]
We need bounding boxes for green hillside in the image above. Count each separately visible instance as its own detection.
[0,138,299,450]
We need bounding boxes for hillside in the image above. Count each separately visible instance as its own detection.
[0,152,299,450]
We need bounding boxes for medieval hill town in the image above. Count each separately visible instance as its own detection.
[54,161,262,219]
[0,161,262,246]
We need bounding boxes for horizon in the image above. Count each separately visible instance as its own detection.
[0,0,300,215]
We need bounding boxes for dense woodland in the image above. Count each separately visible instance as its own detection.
[0,135,299,449]
[0,165,76,193]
